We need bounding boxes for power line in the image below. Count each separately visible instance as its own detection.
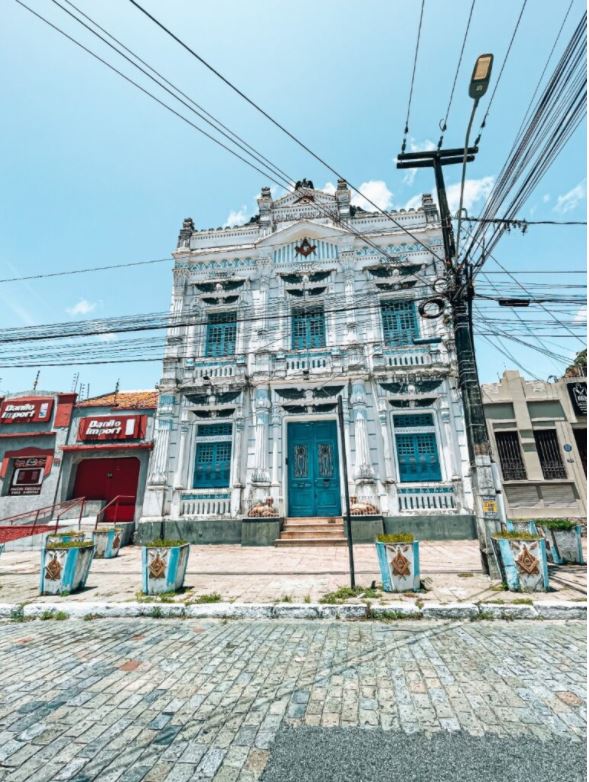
[437,0,476,149]
[474,0,528,146]
[125,0,447,265]
[402,0,426,153]
[0,256,173,284]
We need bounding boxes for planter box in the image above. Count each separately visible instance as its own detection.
[141,543,190,595]
[539,525,584,565]
[492,537,549,592]
[40,544,95,595]
[93,528,122,559]
[46,531,86,546]
[375,540,420,592]
[116,522,135,547]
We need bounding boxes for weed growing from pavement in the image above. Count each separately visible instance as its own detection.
[193,593,222,604]
[476,611,496,621]
[9,605,27,622]
[303,595,312,603]
[82,613,103,621]
[457,572,474,578]
[485,598,534,606]
[39,610,69,621]
[366,607,422,622]
[319,586,381,604]
[279,595,293,603]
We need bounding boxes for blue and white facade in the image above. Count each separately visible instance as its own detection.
[141,180,474,529]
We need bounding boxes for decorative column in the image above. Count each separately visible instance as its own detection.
[142,402,174,519]
[270,408,281,509]
[252,386,271,484]
[230,413,245,517]
[350,381,375,481]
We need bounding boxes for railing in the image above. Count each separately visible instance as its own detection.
[180,492,231,517]
[95,495,136,529]
[383,348,434,368]
[0,497,87,537]
[398,486,456,513]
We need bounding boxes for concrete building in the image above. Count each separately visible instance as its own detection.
[0,390,76,519]
[482,370,587,521]
[140,180,477,544]
[58,390,158,523]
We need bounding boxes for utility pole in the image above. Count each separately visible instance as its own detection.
[397,54,501,576]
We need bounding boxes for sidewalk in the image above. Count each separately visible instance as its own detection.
[0,540,585,606]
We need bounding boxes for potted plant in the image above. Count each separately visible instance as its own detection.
[536,519,584,565]
[375,533,420,592]
[141,539,190,595]
[40,538,95,596]
[93,527,123,559]
[46,530,86,546]
[491,530,549,592]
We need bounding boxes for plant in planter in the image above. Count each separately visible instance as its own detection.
[45,530,86,546]
[93,527,123,559]
[40,539,95,596]
[536,519,585,565]
[504,519,538,536]
[141,539,190,595]
[375,533,420,592]
[491,531,549,592]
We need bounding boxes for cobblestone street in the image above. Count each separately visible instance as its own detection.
[0,618,585,781]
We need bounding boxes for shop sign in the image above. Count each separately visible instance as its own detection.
[567,382,587,417]
[78,415,145,441]
[0,398,53,424]
[9,456,46,495]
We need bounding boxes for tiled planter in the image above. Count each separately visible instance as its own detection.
[116,522,135,547]
[141,543,190,595]
[93,528,122,559]
[539,525,584,565]
[492,537,549,592]
[40,544,95,595]
[46,531,86,546]
[375,540,420,592]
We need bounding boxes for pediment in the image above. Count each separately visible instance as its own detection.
[255,220,348,248]
[273,187,336,210]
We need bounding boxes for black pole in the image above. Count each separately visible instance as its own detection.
[337,395,355,588]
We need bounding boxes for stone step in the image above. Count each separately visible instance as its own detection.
[280,529,346,539]
[282,522,344,530]
[274,538,349,547]
[285,517,343,526]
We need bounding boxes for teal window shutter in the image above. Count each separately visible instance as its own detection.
[381,300,418,346]
[292,307,326,350]
[193,440,232,488]
[205,312,237,357]
[395,432,441,482]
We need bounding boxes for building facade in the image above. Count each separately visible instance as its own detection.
[482,370,587,520]
[0,391,76,518]
[141,180,476,541]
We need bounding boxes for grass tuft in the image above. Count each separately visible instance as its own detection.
[194,593,222,604]
[319,585,380,604]
[377,533,414,544]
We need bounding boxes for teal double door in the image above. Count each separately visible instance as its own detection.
[287,421,341,517]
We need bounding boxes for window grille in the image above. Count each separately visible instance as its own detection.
[495,431,527,480]
[291,307,326,350]
[393,413,434,428]
[534,430,567,480]
[197,423,232,438]
[193,440,232,488]
[395,432,442,482]
[205,312,237,357]
[381,300,418,346]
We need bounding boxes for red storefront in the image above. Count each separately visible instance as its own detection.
[61,392,156,524]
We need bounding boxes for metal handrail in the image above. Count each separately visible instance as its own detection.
[0,497,87,536]
[94,495,135,529]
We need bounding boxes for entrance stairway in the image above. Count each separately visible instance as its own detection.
[275,517,347,547]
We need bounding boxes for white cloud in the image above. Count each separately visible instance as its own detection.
[97,332,117,342]
[573,305,587,323]
[554,180,586,214]
[67,298,96,316]
[398,138,437,186]
[351,180,394,211]
[542,193,551,203]
[223,206,248,227]
[321,181,337,196]
[402,175,494,216]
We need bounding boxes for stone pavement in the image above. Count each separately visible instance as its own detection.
[0,541,586,606]
[0,618,585,781]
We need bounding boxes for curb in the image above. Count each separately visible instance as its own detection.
[0,601,585,621]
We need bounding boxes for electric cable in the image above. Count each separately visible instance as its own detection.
[402,0,426,153]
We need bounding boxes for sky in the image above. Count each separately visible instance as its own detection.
[0,0,586,397]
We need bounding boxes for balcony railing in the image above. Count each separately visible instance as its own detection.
[180,491,231,517]
[398,485,456,513]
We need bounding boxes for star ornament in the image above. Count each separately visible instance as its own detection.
[295,238,317,257]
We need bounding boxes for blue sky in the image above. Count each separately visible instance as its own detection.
[0,0,586,396]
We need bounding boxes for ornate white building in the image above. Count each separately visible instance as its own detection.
[140,180,476,542]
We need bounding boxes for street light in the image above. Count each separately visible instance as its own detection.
[456,54,494,257]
